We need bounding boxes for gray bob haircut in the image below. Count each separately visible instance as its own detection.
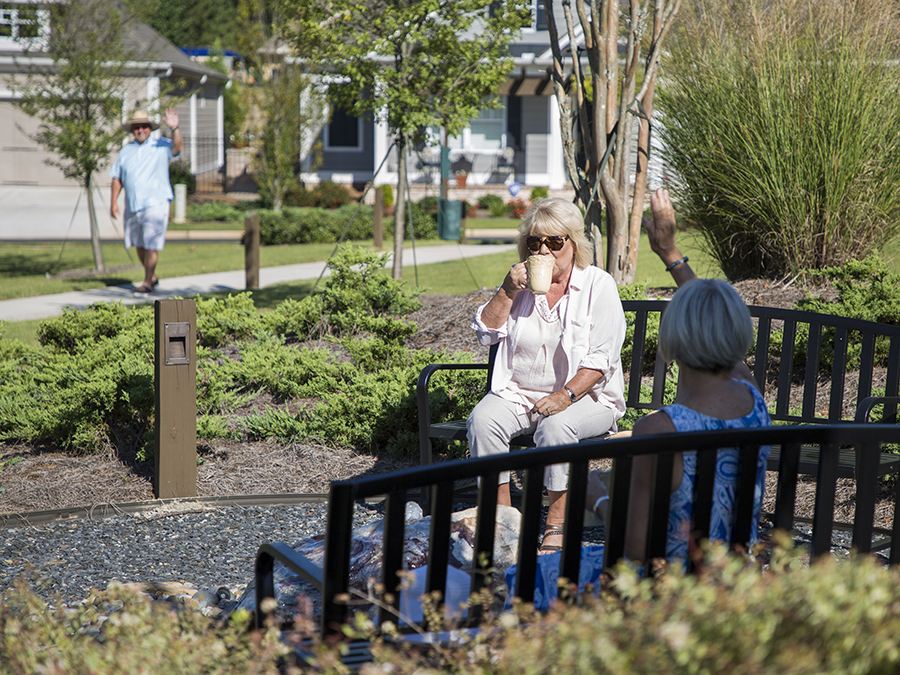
[658,279,753,372]
[516,198,592,269]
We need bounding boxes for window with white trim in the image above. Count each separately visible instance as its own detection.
[324,105,363,152]
[0,2,49,50]
[442,101,507,153]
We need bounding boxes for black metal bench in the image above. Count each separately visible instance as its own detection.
[255,423,900,650]
[417,301,900,478]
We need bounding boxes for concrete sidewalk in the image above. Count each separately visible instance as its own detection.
[0,243,515,322]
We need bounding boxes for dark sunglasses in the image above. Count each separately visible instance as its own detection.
[133,123,151,130]
[526,235,568,252]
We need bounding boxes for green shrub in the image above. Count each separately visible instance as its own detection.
[417,196,439,214]
[478,193,507,217]
[1,319,155,452]
[187,201,242,223]
[0,580,293,673]
[37,303,151,354]
[256,206,375,245]
[346,545,900,675]
[168,159,196,194]
[530,186,549,201]
[196,294,264,348]
[311,180,354,209]
[387,201,438,240]
[659,0,900,279]
[381,184,394,208]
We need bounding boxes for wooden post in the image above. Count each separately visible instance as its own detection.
[245,212,260,289]
[154,299,197,499]
[373,188,384,249]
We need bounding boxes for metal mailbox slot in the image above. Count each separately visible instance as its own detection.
[165,322,190,365]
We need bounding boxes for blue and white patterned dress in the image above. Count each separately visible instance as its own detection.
[505,379,771,610]
[661,379,772,563]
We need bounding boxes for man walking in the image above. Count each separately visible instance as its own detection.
[110,108,183,294]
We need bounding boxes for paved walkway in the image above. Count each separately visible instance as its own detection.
[0,243,515,322]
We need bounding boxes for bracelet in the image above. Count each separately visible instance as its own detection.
[665,256,689,272]
[170,126,179,131]
[592,495,609,514]
[564,386,577,403]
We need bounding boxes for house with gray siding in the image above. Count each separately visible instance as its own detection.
[0,0,227,240]
[302,1,667,200]
[300,2,568,193]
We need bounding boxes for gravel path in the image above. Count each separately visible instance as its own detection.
[0,502,385,608]
[3,492,888,618]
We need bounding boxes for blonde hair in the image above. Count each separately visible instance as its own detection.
[516,198,591,269]
[658,279,753,372]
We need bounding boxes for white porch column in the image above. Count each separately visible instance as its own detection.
[190,92,198,171]
[217,90,224,169]
[373,112,392,186]
[548,94,565,190]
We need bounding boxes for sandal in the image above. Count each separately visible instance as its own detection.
[538,528,565,554]
[133,284,153,295]
[151,277,160,288]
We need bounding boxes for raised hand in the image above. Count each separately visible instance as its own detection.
[163,107,179,130]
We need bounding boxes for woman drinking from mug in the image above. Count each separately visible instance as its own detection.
[466,198,626,553]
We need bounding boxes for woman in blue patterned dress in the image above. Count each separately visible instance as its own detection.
[588,276,771,564]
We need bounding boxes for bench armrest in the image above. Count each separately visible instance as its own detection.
[856,396,900,424]
[254,542,324,629]
[417,362,489,465]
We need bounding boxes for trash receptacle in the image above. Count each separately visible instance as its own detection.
[438,198,462,241]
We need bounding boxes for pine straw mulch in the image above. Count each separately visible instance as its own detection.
[0,276,892,530]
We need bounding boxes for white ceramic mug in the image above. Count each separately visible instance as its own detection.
[526,254,554,295]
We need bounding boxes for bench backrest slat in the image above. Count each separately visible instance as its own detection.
[379,489,408,625]
[732,445,762,548]
[858,331,876,404]
[752,314,772,393]
[472,471,500,609]
[511,467,545,603]
[691,448,718,549]
[829,327,849,420]
[645,452,675,567]
[425,481,455,598]
[775,319,798,419]
[773,441,802,531]
[853,441,880,552]
[801,321,822,419]
[810,443,841,561]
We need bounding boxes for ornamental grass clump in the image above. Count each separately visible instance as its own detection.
[658,0,900,279]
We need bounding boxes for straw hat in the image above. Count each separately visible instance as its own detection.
[122,110,159,133]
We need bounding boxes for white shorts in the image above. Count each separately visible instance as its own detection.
[124,201,170,250]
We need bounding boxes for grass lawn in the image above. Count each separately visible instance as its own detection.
[0,239,451,302]
[168,220,245,231]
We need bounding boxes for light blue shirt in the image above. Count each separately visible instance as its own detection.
[109,136,178,213]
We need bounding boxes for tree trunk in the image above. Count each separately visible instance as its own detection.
[623,80,658,285]
[86,173,105,273]
[392,137,407,279]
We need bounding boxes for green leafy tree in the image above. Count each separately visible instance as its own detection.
[236,0,325,212]
[143,0,243,51]
[280,0,529,278]
[658,0,900,279]
[546,0,680,283]
[12,0,143,272]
